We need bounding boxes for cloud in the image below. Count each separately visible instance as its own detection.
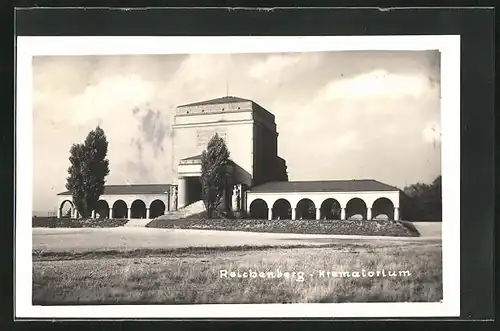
[32,51,441,212]
[319,69,428,100]
[70,74,156,126]
[169,54,233,97]
[332,131,365,152]
[247,53,324,86]
[248,54,301,78]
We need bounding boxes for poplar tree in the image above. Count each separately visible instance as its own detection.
[66,126,110,218]
[200,133,230,218]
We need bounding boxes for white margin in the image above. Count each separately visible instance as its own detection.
[15,35,460,319]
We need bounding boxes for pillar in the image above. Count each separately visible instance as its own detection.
[316,208,321,220]
[231,185,238,212]
[146,208,150,219]
[178,177,187,209]
[91,210,96,219]
[170,186,177,211]
[238,184,243,212]
[367,207,372,220]
[394,207,399,221]
[341,207,346,220]
[268,208,272,220]
[109,208,113,219]
[222,185,230,211]
[291,208,296,220]
[127,208,132,219]
[57,208,61,219]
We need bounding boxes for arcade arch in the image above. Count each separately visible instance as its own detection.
[149,199,166,219]
[296,198,316,220]
[249,199,268,219]
[320,198,341,220]
[272,199,292,220]
[345,198,367,220]
[130,199,146,219]
[112,200,128,219]
[372,197,395,220]
[95,200,109,218]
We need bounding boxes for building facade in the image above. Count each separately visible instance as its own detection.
[56,96,401,221]
[171,96,288,209]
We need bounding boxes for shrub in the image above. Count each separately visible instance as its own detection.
[32,217,128,228]
[146,218,420,237]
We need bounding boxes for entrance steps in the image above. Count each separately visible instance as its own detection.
[124,219,152,227]
[154,200,206,220]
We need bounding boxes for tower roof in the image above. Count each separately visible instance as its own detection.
[177,96,252,108]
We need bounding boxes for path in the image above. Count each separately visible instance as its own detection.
[32,224,441,253]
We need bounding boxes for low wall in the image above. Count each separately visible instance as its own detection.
[146,218,420,237]
[32,217,128,228]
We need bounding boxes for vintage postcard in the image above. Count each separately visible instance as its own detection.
[16,35,460,318]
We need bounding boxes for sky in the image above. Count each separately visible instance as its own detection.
[32,50,441,213]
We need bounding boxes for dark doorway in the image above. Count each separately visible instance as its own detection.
[186,176,203,205]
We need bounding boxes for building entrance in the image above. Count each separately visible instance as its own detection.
[185,176,202,205]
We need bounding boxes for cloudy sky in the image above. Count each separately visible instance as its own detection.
[33,50,441,212]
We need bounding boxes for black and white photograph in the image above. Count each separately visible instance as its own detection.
[15,35,461,318]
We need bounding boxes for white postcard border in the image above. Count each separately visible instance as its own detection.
[16,35,460,319]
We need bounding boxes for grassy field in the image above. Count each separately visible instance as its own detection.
[33,241,442,305]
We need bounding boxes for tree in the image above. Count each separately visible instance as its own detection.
[200,133,230,219]
[426,175,442,219]
[402,175,442,221]
[330,202,342,219]
[66,126,110,218]
[307,204,316,219]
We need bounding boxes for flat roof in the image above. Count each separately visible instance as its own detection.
[57,184,173,196]
[181,154,202,161]
[178,96,252,108]
[180,154,237,167]
[248,180,400,193]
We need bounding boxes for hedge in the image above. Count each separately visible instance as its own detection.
[32,217,128,228]
[146,218,420,237]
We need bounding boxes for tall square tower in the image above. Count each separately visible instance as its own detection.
[171,96,287,208]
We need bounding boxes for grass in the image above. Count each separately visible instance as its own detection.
[33,242,441,305]
[33,241,431,261]
[146,218,420,237]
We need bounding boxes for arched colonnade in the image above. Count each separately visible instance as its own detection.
[246,191,400,221]
[56,195,169,219]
